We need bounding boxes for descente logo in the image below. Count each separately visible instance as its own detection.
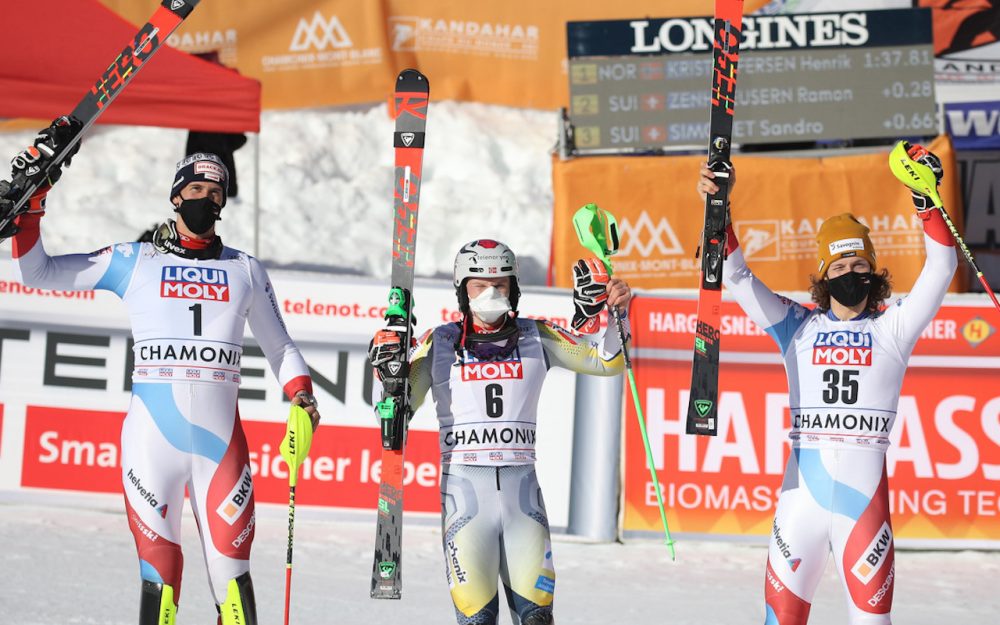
[630,13,869,54]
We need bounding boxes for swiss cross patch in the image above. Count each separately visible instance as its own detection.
[160,266,230,301]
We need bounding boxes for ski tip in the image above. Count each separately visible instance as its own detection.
[397,68,430,91]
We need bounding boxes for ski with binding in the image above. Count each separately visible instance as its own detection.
[686,0,744,437]
[0,0,202,240]
[370,68,430,600]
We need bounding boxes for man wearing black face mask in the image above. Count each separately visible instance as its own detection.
[697,143,957,625]
[7,139,320,625]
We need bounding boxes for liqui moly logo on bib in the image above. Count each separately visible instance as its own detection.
[812,331,873,366]
[160,266,230,301]
[461,361,523,381]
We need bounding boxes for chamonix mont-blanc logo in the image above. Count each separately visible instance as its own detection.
[387,16,539,60]
[291,12,353,51]
[618,212,684,258]
[261,12,382,72]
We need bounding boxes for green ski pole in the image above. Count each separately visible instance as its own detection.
[573,202,676,560]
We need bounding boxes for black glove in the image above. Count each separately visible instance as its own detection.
[0,180,17,239]
[906,143,943,212]
[571,258,610,334]
[368,327,408,381]
[11,116,83,191]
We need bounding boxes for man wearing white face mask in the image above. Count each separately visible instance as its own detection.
[369,239,631,625]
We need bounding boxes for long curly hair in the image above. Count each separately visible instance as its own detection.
[809,270,893,313]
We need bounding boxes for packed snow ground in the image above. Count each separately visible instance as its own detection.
[1,492,998,625]
[0,102,556,284]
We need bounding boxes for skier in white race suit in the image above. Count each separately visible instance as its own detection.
[696,143,957,625]
[369,239,631,625]
[2,120,320,625]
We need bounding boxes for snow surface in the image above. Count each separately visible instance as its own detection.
[1,491,998,625]
[0,102,557,285]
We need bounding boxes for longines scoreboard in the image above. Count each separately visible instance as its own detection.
[566,8,937,153]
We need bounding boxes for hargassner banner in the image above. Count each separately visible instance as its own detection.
[0,262,578,527]
[622,293,1000,547]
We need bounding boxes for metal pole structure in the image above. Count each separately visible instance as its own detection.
[567,372,624,541]
[254,132,261,258]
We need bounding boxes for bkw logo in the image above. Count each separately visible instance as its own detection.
[617,211,683,257]
[290,12,352,52]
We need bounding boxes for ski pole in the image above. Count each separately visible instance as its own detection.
[573,203,676,560]
[889,142,1000,314]
[279,404,315,625]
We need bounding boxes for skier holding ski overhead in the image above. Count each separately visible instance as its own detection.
[2,127,320,625]
[696,143,956,625]
[369,239,631,625]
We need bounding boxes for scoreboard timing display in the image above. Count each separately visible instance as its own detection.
[566,8,937,153]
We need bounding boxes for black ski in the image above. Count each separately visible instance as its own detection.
[0,0,202,241]
[686,0,744,437]
[370,68,430,600]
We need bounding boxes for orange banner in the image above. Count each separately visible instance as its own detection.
[622,294,1000,545]
[551,135,963,292]
[98,0,770,109]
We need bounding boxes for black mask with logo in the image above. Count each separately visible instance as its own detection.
[827,271,873,308]
[175,197,222,236]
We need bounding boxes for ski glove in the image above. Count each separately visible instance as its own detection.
[10,116,83,193]
[368,328,410,381]
[906,143,943,213]
[572,258,610,335]
[0,181,17,239]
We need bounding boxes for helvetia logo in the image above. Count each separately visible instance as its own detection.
[618,212,684,258]
[290,12,352,51]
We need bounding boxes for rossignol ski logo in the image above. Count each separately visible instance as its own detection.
[812,331,872,366]
[851,522,893,584]
[461,361,523,381]
[694,399,713,417]
[392,168,421,268]
[170,0,185,10]
[89,22,161,110]
[711,15,740,116]
[216,465,253,525]
[160,266,230,301]
[400,132,415,146]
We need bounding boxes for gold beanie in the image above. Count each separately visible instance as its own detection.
[816,213,877,278]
